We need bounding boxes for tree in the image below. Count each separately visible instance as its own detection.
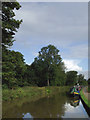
[2,49,17,88]
[32,44,65,86]
[66,71,78,86]
[77,74,84,85]
[2,50,26,88]
[2,2,22,48]
[2,2,23,88]
[23,64,38,86]
[31,59,48,86]
[54,65,66,86]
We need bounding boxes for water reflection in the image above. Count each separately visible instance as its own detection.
[62,100,89,118]
[2,92,89,118]
[23,113,33,120]
[70,97,80,107]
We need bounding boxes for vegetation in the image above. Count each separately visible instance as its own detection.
[77,74,88,86]
[29,45,66,87]
[2,86,70,101]
[80,89,90,108]
[66,71,78,85]
[88,78,90,93]
[2,2,88,96]
[2,2,22,48]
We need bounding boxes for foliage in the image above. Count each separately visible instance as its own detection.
[2,2,24,89]
[77,74,87,85]
[2,2,87,89]
[31,45,65,86]
[66,71,78,85]
[2,2,22,48]
[2,49,26,88]
[2,86,70,101]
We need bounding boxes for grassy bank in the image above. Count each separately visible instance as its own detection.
[2,86,70,101]
[80,89,90,108]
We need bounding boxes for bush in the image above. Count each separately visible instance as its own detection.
[2,84,8,89]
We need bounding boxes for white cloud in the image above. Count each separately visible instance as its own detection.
[78,71,88,80]
[14,2,88,49]
[12,2,88,72]
[63,59,88,79]
[70,44,88,59]
[62,101,89,118]
[32,52,39,57]
[63,59,83,71]
[61,44,88,59]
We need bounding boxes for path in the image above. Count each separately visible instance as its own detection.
[82,86,90,101]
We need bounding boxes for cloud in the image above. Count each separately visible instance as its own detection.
[11,2,88,72]
[78,71,88,79]
[60,43,88,59]
[63,59,83,71]
[63,102,89,118]
[14,2,88,48]
[32,52,39,57]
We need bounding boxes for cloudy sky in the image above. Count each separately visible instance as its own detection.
[11,2,88,79]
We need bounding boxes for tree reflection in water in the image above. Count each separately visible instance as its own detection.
[2,92,89,118]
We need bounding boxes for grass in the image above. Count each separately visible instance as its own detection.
[80,89,90,108]
[2,86,70,101]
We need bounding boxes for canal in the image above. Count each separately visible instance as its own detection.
[2,90,90,119]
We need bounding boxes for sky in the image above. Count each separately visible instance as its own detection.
[11,2,88,79]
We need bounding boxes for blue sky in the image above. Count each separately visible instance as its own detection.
[11,2,88,79]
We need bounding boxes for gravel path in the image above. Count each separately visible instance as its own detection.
[82,86,90,101]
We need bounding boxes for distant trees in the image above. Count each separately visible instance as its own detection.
[65,71,78,85]
[77,74,87,85]
[77,74,84,85]
[2,43,87,88]
[65,72,88,86]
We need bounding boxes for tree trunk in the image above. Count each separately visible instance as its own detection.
[47,79,49,86]
[47,64,50,86]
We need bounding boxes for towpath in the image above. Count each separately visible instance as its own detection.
[82,86,90,101]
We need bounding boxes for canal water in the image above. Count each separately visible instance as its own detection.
[2,91,90,119]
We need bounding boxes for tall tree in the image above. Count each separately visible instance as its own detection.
[2,2,22,48]
[2,2,23,88]
[32,45,65,86]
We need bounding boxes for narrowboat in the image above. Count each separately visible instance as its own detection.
[69,85,81,96]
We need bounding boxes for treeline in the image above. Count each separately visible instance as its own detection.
[2,2,88,89]
[2,44,88,89]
